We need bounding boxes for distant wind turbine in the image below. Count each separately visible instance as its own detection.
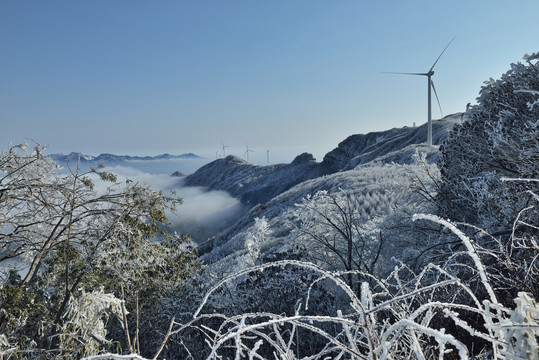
[266,150,270,165]
[220,141,230,157]
[385,38,455,147]
[244,144,254,162]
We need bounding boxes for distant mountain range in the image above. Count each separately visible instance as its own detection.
[49,152,202,164]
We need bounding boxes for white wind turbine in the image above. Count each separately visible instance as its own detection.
[244,144,254,162]
[385,38,455,147]
[220,141,230,157]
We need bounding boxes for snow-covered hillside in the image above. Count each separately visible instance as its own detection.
[188,115,462,266]
[322,113,463,171]
[199,162,439,275]
[184,114,462,208]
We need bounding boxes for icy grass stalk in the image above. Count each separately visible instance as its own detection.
[82,354,148,360]
[378,319,468,359]
[180,259,478,359]
[412,214,499,305]
[199,314,363,360]
[193,260,362,319]
[412,213,539,359]
[0,334,17,358]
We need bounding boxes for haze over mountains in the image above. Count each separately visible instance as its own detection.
[48,151,202,164]
[48,152,207,175]
[48,114,463,246]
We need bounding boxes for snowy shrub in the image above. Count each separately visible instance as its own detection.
[437,54,539,305]
[437,53,539,232]
[500,292,539,358]
[294,189,386,287]
[244,217,270,266]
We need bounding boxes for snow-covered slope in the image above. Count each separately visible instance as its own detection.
[190,115,462,267]
[322,113,463,171]
[185,114,462,207]
[199,162,439,278]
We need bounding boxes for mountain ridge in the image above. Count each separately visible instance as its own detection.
[183,152,328,206]
[184,114,463,208]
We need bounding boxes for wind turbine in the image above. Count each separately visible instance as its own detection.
[244,144,254,162]
[385,38,455,147]
[220,141,230,157]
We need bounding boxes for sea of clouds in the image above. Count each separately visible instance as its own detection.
[88,160,245,244]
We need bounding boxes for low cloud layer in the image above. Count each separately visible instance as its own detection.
[91,165,244,243]
[171,186,244,243]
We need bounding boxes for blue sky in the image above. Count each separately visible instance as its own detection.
[1,1,538,164]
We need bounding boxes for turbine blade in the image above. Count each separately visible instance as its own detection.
[429,37,455,72]
[431,79,443,117]
[383,71,428,76]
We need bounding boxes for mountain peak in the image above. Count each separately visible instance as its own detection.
[291,152,316,165]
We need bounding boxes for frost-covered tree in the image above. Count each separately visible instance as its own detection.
[437,53,539,303]
[437,53,538,231]
[292,160,441,283]
[294,189,386,289]
[0,142,200,358]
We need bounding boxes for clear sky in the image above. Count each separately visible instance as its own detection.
[1,1,538,164]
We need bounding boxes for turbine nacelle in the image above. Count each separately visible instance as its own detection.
[384,37,455,147]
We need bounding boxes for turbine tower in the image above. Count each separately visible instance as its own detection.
[386,38,454,147]
[244,144,254,162]
[220,141,230,157]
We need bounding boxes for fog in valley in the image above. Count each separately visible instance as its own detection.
[86,161,245,244]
